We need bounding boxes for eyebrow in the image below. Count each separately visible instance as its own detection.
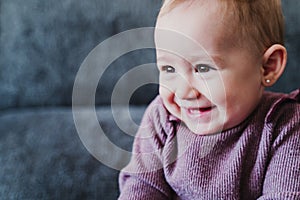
[156,53,225,66]
[156,54,170,61]
[207,55,225,66]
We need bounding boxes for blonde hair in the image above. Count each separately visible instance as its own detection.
[159,0,285,55]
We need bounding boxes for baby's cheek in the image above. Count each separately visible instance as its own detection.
[159,86,173,102]
[159,78,175,94]
[215,85,226,99]
[159,84,167,96]
[159,86,181,116]
[197,79,226,105]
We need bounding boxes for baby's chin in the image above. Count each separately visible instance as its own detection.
[171,111,225,135]
[183,121,225,135]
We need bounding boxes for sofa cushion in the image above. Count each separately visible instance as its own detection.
[0,106,145,199]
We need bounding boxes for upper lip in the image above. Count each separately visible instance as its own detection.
[175,100,214,109]
[184,105,213,108]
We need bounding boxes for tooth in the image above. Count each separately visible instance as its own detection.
[190,109,200,114]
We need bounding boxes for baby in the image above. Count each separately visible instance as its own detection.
[119,0,300,199]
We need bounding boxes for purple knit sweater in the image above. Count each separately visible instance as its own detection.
[119,89,300,200]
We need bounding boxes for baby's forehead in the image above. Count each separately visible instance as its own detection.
[156,48,214,63]
[154,28,215,63]
[155,24,239,62]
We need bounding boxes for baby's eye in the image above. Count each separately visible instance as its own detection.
[195,64,216,73]
[161,65,175,73]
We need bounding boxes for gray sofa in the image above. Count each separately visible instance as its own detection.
[0,0,299,199]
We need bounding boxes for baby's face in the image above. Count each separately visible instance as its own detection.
[155,0,264,135]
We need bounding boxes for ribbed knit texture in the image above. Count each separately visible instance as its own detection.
[119,89,300,200]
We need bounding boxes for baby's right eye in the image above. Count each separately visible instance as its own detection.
[161,65,175,73]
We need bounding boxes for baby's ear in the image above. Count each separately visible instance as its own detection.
[261,44,287,86]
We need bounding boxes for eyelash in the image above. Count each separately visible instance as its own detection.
[160,64,216,73]
[194,64,216,73]
[161,65,175,73]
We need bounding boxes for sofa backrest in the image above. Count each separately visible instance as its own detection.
[0,0,299,110]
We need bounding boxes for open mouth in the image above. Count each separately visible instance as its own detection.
[186,106,216,116]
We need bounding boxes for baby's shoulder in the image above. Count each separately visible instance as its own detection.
[264,89,300,131]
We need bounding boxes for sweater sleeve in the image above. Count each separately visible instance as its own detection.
[118,97,174,200]
[258,97,300,200]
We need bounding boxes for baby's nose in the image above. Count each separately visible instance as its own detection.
[176,78,200,100]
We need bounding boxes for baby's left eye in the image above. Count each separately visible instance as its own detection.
[195,64,216,73]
